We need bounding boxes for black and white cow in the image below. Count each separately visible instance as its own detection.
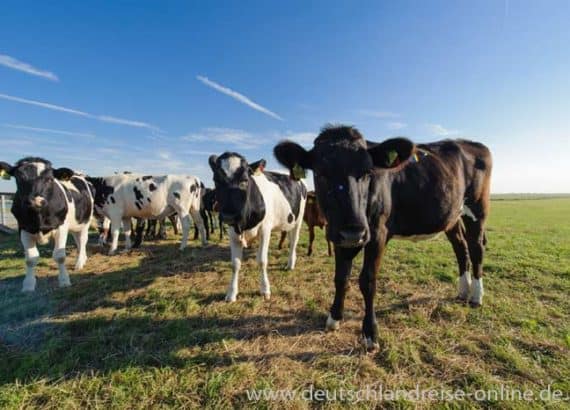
[0,158,94,291]
[274,125,492,350]
[86,174,207,254]
[209,153,307,301]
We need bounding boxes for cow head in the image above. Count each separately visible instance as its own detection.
[0,157,74,211]
[209,153,266,233]
[274,125,415,248]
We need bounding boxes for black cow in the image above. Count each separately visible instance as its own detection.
[274,125,492,350]
[0,158,94,291]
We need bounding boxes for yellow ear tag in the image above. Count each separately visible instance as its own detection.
[0,169,10,180]
[253,168,263,176]
[387,150,398,166]
[292,164,306,180]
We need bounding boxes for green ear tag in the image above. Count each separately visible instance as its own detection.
[292,164,306,180]
[0,169,10,180]
[387,150,398,166]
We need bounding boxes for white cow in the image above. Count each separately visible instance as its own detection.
[86,174,207,254]
[209,153,307,301]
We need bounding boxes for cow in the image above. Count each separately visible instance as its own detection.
[86,174,207,254]
[278,191,332,256]
[0,157,94,292]
[209,152,307,301]
[274,125,492,350]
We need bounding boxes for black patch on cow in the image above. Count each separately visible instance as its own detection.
[263,171,306,218]
[288,213,294,223]
[133,186,144,202]
[147,197,151,203]
[149,183,156,191]
[86,177,115,208]
[136,178,140,182]
[142,175,153,181]
[173,192,180,199]
[135,202,142,210]
[61,185,73,202]
[110,196,116,204]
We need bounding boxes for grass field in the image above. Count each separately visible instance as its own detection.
[1,198,569,409]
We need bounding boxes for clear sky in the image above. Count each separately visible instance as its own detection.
[1,0,569,193]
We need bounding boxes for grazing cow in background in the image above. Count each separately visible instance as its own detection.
[209,152,307,301]
[0,158,94,291]
[275,125,492,350]
[278,191,332,256]
[86,174,207,254]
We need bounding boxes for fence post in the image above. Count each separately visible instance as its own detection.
[0,194,5,226]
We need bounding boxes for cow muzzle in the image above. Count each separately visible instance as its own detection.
[29,196,47,210]
[337,225,368,248]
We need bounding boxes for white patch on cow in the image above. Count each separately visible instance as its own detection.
[470,278,484,306]
[462,204,478,221]
[326,314,340,331]
[458,271,472,300]
[30,161,46,176]
[393,232,443,242]
[221,156,242,178]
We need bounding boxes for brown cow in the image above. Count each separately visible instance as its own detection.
[279,191,332,256]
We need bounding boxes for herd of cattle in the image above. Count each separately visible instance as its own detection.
[0,124,492,349]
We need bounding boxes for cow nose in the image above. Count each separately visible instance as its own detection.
[30,196,47,209]
[338,226,367,246]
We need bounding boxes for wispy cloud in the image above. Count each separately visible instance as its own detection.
[2,123,95,139]
[358,110,400,119]
[387,122,407,130]
[181,128,316,150]
[0,54,59,82]
[424,123,460,136]
[196,75,283,121]
[0,93,161,132]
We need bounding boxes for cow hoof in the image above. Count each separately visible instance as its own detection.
[456,294,469,303]
[225,294,237,302]
[262,292,271,301]
[361,337,380,352]
[108,250,116,256]
[469,301,482,308]
[325,314,340,331]
[59,280,71,288]
[22,278,37,293]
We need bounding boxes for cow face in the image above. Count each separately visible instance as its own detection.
[1,158,74,211]
[274,125,415,248]
[209,153,266,233]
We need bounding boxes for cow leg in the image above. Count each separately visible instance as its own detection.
[72,224,89,270]
[307,225,315,256]
[278,231,286,250]
[122,217,132,251]
[133,218,145,248]
[168,214,179,236]
[359,240,385,351]
[178,212,192,250]
[286,220,303,270]
[219,215,224,240]
[327,239,332,257]
[108,215,122,255]
[201,208,210,241]
[257,228,272,300]
[21,230,39,292]
[464,217,486,307]
[226,230,243,302]
[190,208,208,247]
[158,218,167,239]
[445,220,471,301]
[209,212,215,234]
[53,225,71,288]
[98,217,110,246]
[326,246,359,331]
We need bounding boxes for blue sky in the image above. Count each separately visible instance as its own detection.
[1,0,569,193]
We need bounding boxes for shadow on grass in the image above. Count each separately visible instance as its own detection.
[0,234,333,385]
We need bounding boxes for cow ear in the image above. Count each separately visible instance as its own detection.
[368,138,416,169]
[208,155,219,172]
[0,161,13,179]
[54,167,75,181]
[274,141,313,180]
[249,159,266,175]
